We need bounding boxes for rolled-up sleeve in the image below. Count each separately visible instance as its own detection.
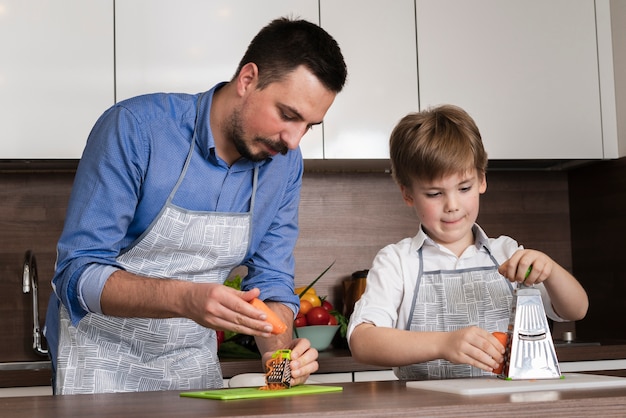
[241,151,303,318]
[347,243,410,342]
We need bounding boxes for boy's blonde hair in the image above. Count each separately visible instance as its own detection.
[389,104,488,188]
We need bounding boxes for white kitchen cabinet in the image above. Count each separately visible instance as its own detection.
[353,370,398,382]
[0,0,114,159]
[320,0,419,159]
[560,360,626,373]
[415,0,606,160]
[597,0,626,158]
[114,0,324,158]
[115,0,418,161]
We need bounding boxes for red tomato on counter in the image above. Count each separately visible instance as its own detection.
[306,307,331,325]
[294,312,308,328]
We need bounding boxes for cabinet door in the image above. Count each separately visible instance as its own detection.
[416,0,603,159]
[320,0,419,159]
[115,0,323,158]
[0,0,113,158]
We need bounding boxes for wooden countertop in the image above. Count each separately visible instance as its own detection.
[3,380,626,417]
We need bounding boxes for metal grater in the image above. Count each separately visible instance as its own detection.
[265,349,292,389]
[501,284,561,380]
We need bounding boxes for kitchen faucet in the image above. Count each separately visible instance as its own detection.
[22,250,48,357]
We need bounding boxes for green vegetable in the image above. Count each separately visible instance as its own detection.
[330,309,348,338]
[224,275,242,290]
[297,260,336,298]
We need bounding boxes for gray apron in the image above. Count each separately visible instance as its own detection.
[397,248,513,380]
[55,94,258,394]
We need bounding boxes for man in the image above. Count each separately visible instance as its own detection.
[45,17,347,394]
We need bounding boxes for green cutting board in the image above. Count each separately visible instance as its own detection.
[180,384,343,400]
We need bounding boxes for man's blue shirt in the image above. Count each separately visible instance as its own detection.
[45,84,303,358]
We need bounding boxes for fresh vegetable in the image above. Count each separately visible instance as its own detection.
[249,298,287,335]
[296,261,336,298]
[492,331,508,374]
[299,291,321,308]
[306,306,331,326]
[327,314,338,325]
[224,275,242,291]
[295,286,316,297]
[294,312,308,328]
[321,300,334,311]
[299,299,314,315]
[330,309,348,337]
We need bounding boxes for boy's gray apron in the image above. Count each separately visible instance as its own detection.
[397,248,513,380]
[55,94,258,394]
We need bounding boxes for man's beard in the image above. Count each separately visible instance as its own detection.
[227,110,289,162]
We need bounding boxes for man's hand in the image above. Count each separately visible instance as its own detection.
[101,270,281,337]
[261,338,319,387]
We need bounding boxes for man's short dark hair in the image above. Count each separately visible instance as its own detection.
[234,17,347,93]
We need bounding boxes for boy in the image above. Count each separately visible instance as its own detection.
[347,105,588,380]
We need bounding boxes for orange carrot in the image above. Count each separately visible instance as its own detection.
[492,331,508,375]
[250,298,288,335]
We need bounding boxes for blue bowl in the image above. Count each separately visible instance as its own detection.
[294,325,339,351]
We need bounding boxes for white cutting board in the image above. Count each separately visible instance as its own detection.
[407,373,626,396]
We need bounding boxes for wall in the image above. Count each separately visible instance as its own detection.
[569,157,626,341]
[0,165,574,364]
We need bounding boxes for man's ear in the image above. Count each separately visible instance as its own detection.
[236,62,259,96]
[400,185,414,207]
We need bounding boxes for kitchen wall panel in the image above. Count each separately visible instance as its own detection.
[569,158,626,341]
[0,170,72,362]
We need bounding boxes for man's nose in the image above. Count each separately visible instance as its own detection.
[282,123,310,150]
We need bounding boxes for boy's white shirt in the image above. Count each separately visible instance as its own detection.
[347,224,563,345]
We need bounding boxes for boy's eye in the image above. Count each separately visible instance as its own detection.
[426,192,441,198]
[460,186,472,192]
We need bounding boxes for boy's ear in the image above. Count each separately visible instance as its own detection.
[400,185,414,206]
[479,175,487,194]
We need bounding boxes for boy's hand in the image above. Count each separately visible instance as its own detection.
[498,249,554,285]
[440,327,505,373]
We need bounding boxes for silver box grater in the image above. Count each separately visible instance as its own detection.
[501,284,561,380]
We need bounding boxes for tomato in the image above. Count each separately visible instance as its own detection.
[294,312,308,328]
[300,292,321,308]
[306,306,330,326]
[327,314,338,325]
[216,331,225,348]
[299,299,313,315]
[321,300,334,311]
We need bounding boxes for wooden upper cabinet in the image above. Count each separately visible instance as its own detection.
[0,0,113,159]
